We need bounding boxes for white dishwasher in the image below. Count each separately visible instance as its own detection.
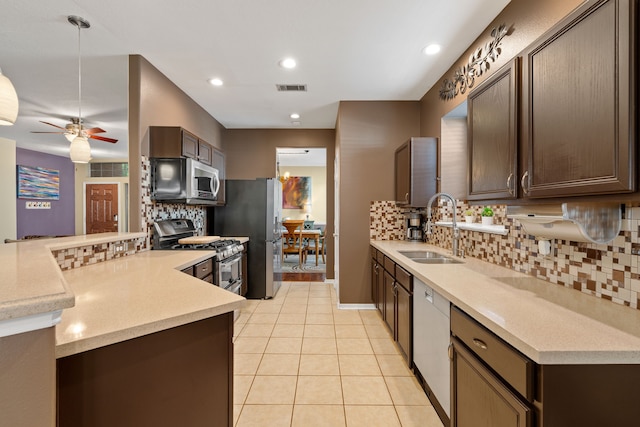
[413,277,451,417]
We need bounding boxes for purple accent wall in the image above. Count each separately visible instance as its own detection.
[16,148,75,239]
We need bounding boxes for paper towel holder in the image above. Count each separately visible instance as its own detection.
[506,202,622,244]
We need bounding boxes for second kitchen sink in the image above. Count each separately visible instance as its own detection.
[398,250,464,264]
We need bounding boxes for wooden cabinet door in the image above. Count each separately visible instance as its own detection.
[370,257,378,305]
[383,269,396,335]
[396,283,412,364]
[467,58,519,200]
[376,262,385,315]
[395,137,438,207]
[212,147,226,205]
[520,0,636,198]
[197,140,213,165]
[395,141,411,204]
[451,338,532,427]
[181,130,198,159]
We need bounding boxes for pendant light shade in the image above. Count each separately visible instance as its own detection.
[69,135,91,163]
[0,67,19,126]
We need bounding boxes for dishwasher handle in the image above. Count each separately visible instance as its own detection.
[424,288,434,303]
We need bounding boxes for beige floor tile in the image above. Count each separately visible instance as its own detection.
[257,353,301,376]
[358,309,383,325]
[245,376,298,404]
[304,324,336,338]
[299,354,340,375]
[234,375,254,405]
[271,323,305,338]
[335,324,368,339]
[308,297,332,305]
[307,304,333,314]
[284,296,310,304]
[376,354,412,376]
[235,312,251,325]
[364,323,393,338]
[343,405,401,427]
[369,338,400,355]
[265,337,303,354]
[253,303,284,314]
[277,313,307,324]
[236,404,293,427]
[385,376,431,406]
[234,404,242,426]
[247,313,279,324]
[302,337,338,354]
[242,300,261,313]
[308,289,331,297]
[280,303,308,314]
[333,311,363,325]
[341,376,393,405]
[338,354,382,376]
[292,404,346,427]
[305,313,334,324]
[295,375,343,404]
[336,338,374,355]
[395,406,444,427]
[239,323,275,338]
[234,337,269,354]
[234,353,263,375]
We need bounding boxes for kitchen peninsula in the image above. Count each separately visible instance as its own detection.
[0,233,244,427]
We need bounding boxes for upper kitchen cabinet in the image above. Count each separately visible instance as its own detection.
[395,137,438,207]
[467,58,520,200]
[520,0,637,198]
[149,126,214,166]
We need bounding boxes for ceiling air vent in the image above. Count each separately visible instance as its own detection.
[276,84,307,92]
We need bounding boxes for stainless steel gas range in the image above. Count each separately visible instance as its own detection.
[153,219,243,295]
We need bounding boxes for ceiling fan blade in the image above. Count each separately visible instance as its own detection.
[31,131,66,134]
[84,127,106,134]
[39,121,67,130]
[89,134,118,143]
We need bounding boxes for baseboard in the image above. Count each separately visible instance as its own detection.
[337,303,376,310]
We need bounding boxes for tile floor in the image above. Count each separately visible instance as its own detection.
[233,281,444,427]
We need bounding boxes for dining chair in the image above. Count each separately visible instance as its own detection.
[282,220,306,266]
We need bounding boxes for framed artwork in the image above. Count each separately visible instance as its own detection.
[282,176,311,209]
[17,165,60,200]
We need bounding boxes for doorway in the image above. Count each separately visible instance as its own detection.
[276,147,327,282]
[85,183,119,234]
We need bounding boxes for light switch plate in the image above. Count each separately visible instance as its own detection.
[25,201,51,209]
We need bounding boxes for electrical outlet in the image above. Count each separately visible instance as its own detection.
[114,243,127,254]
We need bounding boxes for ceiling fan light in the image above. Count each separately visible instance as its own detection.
[0,67,19,126]
[69,135,91,163]
[64,132,77,142]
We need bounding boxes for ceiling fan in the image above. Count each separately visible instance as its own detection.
[32,117,118,143]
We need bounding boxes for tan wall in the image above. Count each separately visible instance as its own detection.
[222,128,336,279]
[419,0,583,138]
[281,166,327,224]
[0,327,56,427]
[336,101,421,304]
[0,137,17,242]
[128,55,225,231]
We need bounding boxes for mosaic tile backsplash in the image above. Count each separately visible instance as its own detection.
[53,237,147,271]
[370,200,640,310]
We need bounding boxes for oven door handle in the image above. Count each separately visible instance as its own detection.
[219,252,242,265]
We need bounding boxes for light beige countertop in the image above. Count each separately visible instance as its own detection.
[0,232,145,323]
[56,249,245,358]
[371,240,640,365]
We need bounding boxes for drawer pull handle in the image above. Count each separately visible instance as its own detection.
[473,338,488,350]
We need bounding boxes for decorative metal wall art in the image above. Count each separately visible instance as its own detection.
[439,24,509,101]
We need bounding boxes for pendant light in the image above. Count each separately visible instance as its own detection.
[0,66,19,126]
[68,15,92,163]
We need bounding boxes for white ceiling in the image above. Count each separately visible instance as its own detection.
[0,0,510,160]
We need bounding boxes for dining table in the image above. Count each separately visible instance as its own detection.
[281,226,322,266]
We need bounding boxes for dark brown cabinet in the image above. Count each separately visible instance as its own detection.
[395,137,438,207]
[520,0,636,198]
[212,146,226,205]
[467,58,519,200]
[149,126,216,167]
[374,250,413,365]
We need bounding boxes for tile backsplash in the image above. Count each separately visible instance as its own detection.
[53,237,146,271]
[370,200,640,310]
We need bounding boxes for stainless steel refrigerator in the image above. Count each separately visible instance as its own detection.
[210,178,282,299]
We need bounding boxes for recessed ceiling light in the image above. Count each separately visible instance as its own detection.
[279,58,297,69]
[290,113,300,119]
[423,44,441,55]
[209,78,223,86]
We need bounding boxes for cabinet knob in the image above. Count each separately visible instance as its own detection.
[520,171,530,195]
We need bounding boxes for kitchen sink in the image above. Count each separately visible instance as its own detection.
[398,250,464,264]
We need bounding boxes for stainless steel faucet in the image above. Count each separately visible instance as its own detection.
[425,192,461,257]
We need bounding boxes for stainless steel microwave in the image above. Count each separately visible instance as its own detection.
[151,158,221,205]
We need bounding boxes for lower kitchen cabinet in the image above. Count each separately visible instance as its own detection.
[57,313,234,427]
[383,268,396,334]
